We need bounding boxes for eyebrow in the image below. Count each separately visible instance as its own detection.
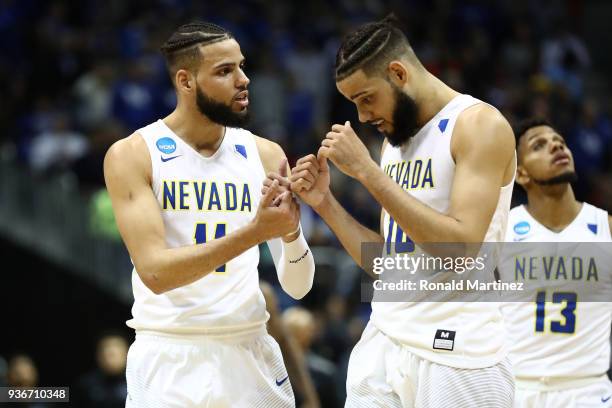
[349,90,368,101]
[526,131,565,145]
[526,131,545,143]
[213,58,246,69]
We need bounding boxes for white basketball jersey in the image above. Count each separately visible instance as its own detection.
[373,94,515,368]
[499,203,612,380]
[126,119,268,334]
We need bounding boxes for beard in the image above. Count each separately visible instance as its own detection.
[532,171,578,186]
[196,85,250,128]
[384,85,420,147]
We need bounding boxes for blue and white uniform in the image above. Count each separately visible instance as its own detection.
[125,119,294,408]
[499,203,612,408]
[346,95,515,407]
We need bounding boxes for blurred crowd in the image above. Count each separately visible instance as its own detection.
[2,0,612,221]
[0,334,128,407]
[2,0,612,406]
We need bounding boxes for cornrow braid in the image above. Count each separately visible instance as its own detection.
[160,21,234,87]
[160,21,233,56]
[335,14,417,81]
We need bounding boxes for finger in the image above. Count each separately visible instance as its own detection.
[318,153,329,172]
[321,138,334,148]
[325,131,339,140]
[291,178,311,192]
[295,170,315,184]
[294,159,318,174]
[289,172,314,188]
[260,179,278,207]
[288,173,304,184]
[261,186,269,195]
[318,146,330,159]
[278,157,288,178]
[278,190,292,210]
[266,172,290,187]
[272,194,283,207]
[290,181,303,192]
[295,155,319,172]
[331,123,346,132]
[291,163,316,180]
[296,154,317,167]
[302,162,319,181]
[345,120,351,128]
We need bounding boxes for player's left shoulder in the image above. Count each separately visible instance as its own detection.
[253,135,287,175]
[452,103,515,158]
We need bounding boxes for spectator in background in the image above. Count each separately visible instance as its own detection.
[73,333,128,408]
[72,62,115,131]
[71,121,124,189]
[6,354,47,408]
[1,3,611,402]
[285,35,331,132]
[502,20,535,80]
[249,51,287,145]
[6,354,38,387]
[283,306,338,408]
[28,114,88,174]
[568,99,612,202]
[569,99,612,175]
[541,23,590,101]
[111,57,158,131]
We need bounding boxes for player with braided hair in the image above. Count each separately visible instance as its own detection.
[287,15,517,407]
[104,22,315,407]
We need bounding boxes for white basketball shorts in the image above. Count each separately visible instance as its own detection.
[125,328,294,408]
[514,376,612,408]
[345,322,514,407]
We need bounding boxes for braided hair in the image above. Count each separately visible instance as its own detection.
[160,21,234,85]
[335,14,420,81]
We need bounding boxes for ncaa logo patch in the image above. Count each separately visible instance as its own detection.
[514,221,530,235]
[156,137,176,154]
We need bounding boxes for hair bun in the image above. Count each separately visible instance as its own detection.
[380,13,402,29]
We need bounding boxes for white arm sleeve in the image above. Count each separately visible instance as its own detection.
[267,225,315,299]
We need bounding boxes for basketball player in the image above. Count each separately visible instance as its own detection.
[286,16,516,406]
[103,22,315,407]
[498,118,612,407]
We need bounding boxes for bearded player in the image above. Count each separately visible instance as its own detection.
[104,22,315,407]
[285,16,516,407]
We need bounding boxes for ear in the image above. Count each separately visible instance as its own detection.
[387,61,410,87]
[515,164,530,188]
[175,69,194,93]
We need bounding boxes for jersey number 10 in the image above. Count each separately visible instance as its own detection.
[386,217,415,254]
[194,223,227,273]
[535,291,577,334]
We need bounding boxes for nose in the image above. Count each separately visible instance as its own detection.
[357,108,370,124]
[550,139,564,153]
[236,68,250,88]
